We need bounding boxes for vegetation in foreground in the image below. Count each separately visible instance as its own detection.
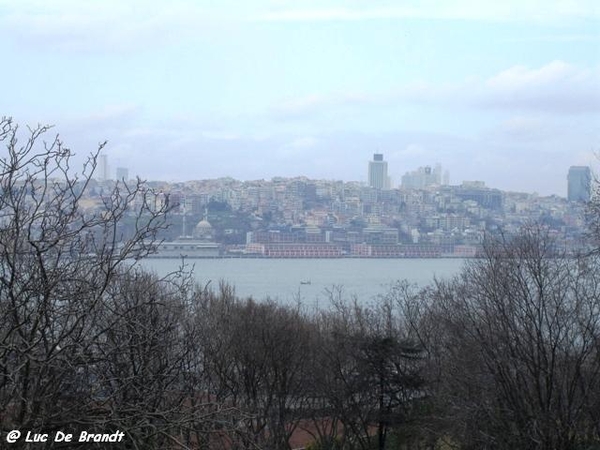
[2,118,600,449]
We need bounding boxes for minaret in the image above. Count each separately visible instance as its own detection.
[181,197,187,237]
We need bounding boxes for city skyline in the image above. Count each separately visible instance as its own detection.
[97,150,587,199]
[1,1,599,196]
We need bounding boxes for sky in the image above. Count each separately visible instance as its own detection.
[1,0,599,196]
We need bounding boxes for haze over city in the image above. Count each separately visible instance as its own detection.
[1,0,599,196]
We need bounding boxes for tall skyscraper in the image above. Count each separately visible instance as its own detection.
[567,166,592,202]
[116,167,129,181]
[368,153,390,190]
[99,154,109,181]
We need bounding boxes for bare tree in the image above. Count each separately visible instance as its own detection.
[305,289,427,450]
[195,287,314,450]
[90,269,191,448]
[417,226,600,450]
[0,118,178,447]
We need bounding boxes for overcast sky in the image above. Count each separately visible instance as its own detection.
[1,0,599,195]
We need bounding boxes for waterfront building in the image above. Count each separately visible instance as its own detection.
[349,243,403,257]
[263,243,342,258]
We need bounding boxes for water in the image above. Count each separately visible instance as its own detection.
[137,258,466,306]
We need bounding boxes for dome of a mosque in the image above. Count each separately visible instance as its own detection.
[195,219,212,230]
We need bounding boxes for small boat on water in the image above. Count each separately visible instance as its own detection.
[300,280,311,285]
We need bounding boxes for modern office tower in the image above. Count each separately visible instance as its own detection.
[99,154,109,181]
[567,166,592,202]
[368,153,390,190]
[116,167,129,181]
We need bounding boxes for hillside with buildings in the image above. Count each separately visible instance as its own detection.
[93,154,591,258]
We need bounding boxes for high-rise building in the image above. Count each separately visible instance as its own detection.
[116,167,129,181]
[443,170,450,186]
[368,153,390,190]
[401,165,442,189]
[567,166,592,202]
[99,154,109,181]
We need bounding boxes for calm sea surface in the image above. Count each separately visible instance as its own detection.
[138,258,466,306]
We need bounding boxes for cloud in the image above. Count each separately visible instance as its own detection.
[270,93,370,119]
[270,95,328,118]
[4,0,598,55]
[481,61,600,113]
[0,0,228,53]
[500,34,600,44]
[390,61,600,114]
[255,1,600,23]
[285,136,319,149]
[488,60,576,88]
[498,116,546,138]
[257,7,418,22]
[75,103,141,124]
[481,115,559,146]
[269,61,600,119]
[390,144,427,159]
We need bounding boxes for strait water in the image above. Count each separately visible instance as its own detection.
[138,258,466,306]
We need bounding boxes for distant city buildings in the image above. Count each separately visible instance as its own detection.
[401,165,443,189]
[79,159,592,258]
[567,166,591,202]
[368,153,391,190]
